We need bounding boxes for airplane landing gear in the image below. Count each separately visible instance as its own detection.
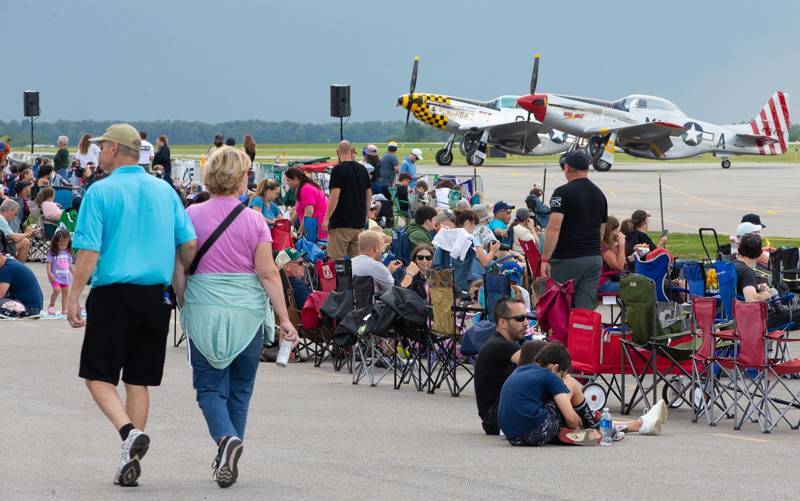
[460,135,477,157]
[593,159,612,172]
[435,134,456,166]
[466,150,485,166]
[721,158,731,169]
[586,135,609,163]
[466,130,488,167]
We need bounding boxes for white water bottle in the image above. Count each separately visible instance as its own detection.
[275,339,293,367]
[599,408,613,446]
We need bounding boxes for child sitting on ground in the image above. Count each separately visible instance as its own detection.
[45,229,74,315]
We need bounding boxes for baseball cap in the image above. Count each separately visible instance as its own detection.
[738,233,763,259]
[472,204,490,222]
[366,144,379,156]
[14,180,31,195]
[736,221,762,236]
[500,260,524,284]
[514,207,531,222]
[387,141,399,151]
[741,213,766,228]
[410,148,423,160]
[493,201,515,214]
[90,123,142,151]
[562,150,590,170]
[631,209,651,226]
[275,248,306,269]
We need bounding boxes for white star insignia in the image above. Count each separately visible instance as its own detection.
[683,123,701,145]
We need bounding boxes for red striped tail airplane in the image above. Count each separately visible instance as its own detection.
[516,56,790,171]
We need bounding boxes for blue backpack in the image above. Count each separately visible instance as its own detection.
[391,227,411,265]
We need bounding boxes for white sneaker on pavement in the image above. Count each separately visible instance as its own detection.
[113,429,150,487]
[638,400,668,435]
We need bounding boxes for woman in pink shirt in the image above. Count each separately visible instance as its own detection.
[173,147,297,488]
[284,167,328,240]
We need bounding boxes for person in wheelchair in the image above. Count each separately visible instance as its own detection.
[735,233,797,329]
[497,342,668,446]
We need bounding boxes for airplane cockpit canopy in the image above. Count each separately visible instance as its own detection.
[488,95,521,110]
[612,95,681,113]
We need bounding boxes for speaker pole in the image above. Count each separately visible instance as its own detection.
[30,116,34,154]
[339,117,343,142]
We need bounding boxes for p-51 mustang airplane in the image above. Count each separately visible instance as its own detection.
[516,57,791,171]
[396,56,572,166]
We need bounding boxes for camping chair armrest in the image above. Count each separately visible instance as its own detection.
[652,330,693,341]
[453,305,483,314]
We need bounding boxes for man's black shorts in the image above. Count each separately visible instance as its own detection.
[79,284,171,386]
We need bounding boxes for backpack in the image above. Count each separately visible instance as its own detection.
[391,227,411,265]
[460,320,497,355]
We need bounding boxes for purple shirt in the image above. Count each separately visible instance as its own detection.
[46,250,74,286]
[186,196,272,275]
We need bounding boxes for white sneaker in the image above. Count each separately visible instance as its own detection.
[113,429,150,487]
[638,400,668,435]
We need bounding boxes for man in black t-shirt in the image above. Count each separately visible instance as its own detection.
[473,297,526,435]
[541,150,608,309]
[735,233,795,329]
[323,140,372,259]
[624,209,668,258]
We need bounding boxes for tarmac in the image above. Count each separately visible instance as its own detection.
[418,162,800,237]
[3,263,800,500]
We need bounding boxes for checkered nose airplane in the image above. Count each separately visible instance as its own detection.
[395,55,572,166]
[516,56,791,171]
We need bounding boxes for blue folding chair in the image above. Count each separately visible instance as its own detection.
[634,252,673,302]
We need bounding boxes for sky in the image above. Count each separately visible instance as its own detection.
[2,0,798,125]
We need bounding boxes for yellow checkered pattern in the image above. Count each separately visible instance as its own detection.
[411,94,450,129]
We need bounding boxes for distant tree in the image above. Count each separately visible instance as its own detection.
[790,123,800,142]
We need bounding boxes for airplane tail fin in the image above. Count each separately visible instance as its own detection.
[747,91,790,155]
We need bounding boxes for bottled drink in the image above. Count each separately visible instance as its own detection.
[275,339,293,367]
[599,408,613,446]
[729,235,738,256]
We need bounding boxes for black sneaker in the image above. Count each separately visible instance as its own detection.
[215,436,243,488]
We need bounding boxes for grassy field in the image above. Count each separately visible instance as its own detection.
[28,142,800,165]
[650,232,800,259]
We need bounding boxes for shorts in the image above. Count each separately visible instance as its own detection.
[507,401,564,447]
[327,227,362,260]
[51,281,69,289]
[79,283,171,386]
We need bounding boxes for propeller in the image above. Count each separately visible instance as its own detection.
[404,56,420,130]
[522,53,540,153]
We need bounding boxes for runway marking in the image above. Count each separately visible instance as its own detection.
[707,432,771,444]
[664,217,700,231]
[661,183,798,214]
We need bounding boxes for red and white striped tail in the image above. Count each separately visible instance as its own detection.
[749,91,791,155]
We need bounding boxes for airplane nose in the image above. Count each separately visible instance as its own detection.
[517,94,548,122]
[397,94,410,109]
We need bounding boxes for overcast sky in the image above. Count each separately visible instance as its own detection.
[3,0,797,125]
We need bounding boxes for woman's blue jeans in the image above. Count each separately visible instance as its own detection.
[189,328,263,444]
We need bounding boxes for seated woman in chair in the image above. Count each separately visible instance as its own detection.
[599,216,626,294]
[35,187,62,224]
[400,244,433,299]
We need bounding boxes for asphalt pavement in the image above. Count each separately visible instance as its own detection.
[418,162,800,237]
[3,263,800,500]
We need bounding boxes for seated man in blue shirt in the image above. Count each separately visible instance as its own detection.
[0,253,44,316]
[488,201,514,247]
[276,248,312,308]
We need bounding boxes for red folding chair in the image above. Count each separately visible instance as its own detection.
[315,259,337,292]
[733,300,800,433]
[536,279,574,344]
[271,219,294,251]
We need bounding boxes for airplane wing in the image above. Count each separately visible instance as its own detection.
[452,120,543,149]
[612,121,687,141]
[734,132,779,144]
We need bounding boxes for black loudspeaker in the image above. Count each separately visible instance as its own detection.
[24,91,40,117]
[330,85,351,118]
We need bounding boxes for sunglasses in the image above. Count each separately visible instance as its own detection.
[415,255,433,261]
[504,314,529,323]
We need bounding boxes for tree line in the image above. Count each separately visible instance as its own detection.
[0,119,449,146]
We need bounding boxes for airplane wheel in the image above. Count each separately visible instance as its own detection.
[583,383,607,412]
[586,136,606,163]
[467,151,484,167]
[435,149,453,166]
[460,137,477,156]
[593,159,612,172]
[721,159,731,169]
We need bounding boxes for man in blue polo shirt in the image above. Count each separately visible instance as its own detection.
[67,123,197,488]
[489,201,514,247]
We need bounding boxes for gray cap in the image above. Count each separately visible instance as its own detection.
[472,204,490,221]
[514,207,531,222]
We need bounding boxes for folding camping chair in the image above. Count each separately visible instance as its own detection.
[567,308,626,412]
[518,239,543,298]
[732,300,800,433]
[690,296,739,426]
[618,273,695,414]
[388,186,411,228]
[350,276,397,387]
[634,251,688,303]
